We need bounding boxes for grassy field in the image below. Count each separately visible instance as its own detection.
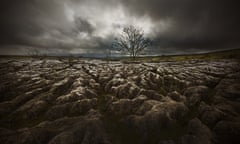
[118,48,240,63]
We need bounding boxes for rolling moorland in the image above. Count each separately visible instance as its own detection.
[0,48,240,144]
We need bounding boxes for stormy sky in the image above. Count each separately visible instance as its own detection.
[0,0,240,56]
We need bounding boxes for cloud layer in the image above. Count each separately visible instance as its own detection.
[0,0,240,55]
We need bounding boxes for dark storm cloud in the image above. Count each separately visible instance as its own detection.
[0,0,240,55]
[74,17,95,34]
[0,0,111,55]
[0,0,69,48]
[120,0,240,51]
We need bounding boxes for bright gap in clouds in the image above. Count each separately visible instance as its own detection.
[65,2,155,38]
[94,6,155,38]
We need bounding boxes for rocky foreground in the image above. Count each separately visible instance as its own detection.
[0,58,240,144]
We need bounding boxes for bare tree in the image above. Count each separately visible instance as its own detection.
[112,25,151,59]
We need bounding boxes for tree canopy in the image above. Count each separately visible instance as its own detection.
[112,25,151,59]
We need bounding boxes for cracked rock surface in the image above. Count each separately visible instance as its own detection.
[0,58,240,144]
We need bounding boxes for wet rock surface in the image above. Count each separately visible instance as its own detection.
[0,58,240,144]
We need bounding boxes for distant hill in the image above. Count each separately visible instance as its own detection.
[122,48,240,62]
[1,48,240,62]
